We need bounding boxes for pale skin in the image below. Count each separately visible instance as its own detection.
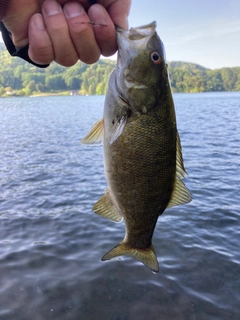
[2,0,131,66]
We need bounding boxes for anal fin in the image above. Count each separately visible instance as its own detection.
[93,190,122,223]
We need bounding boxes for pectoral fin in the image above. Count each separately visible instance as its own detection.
[93,190,122,223]
[109,116,127,145]
[102,242,159,273]
[81,118,104,144]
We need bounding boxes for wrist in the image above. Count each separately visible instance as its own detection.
[0,0,10,20]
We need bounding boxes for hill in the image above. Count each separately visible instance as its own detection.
[168,61,240,92]
[0,44,239,96]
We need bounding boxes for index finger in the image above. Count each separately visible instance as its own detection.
[97,0,131,29]
[88,4,117,57]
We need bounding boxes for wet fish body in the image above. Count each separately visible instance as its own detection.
[82,22,191,272]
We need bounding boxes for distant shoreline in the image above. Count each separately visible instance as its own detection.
[1,91,240,99]
[1,91,90,98]
[0,44,239,95]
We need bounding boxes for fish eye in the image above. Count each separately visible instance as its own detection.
[150,51,162,64]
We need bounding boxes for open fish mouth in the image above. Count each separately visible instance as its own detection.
[127,21,157,40]
[116,21,157,41]
[116,21,157,67]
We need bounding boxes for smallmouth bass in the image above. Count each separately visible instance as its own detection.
[82,22,191,272]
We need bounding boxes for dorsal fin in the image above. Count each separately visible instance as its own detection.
[176,131,187,178]
[81,118,104,144]
[167,131,192,208]
[167,178,192,208]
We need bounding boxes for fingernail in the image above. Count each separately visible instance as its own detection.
[64,3,84,18]
[122,18,129,30]
[117,18,128,30]
[33,14,45,30]
[43,0,61,16]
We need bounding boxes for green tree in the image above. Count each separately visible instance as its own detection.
[45,75,66,90]
[0,44,239,95]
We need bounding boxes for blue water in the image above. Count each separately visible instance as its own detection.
[0,93,239,320]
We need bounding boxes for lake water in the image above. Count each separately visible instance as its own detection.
[0,92,239,320]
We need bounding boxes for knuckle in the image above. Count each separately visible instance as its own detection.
[55,53,78,67]
[29,46,54,64]
[81,53,100,65]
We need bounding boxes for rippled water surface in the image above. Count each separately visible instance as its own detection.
[0,93,239,320]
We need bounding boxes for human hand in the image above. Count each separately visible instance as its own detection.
[2,0,131,66]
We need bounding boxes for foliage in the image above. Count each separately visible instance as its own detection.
[0,43,239,96]
[168,61,240,93]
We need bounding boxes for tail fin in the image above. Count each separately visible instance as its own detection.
[101,242,159,273]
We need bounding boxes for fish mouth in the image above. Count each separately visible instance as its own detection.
[116,21,157,67]
[116,21,157,42]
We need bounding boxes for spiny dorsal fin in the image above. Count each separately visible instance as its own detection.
[102,242,159,273]
[167,131,192,208]
[81,118,104,144]
[93,190,122,223]
[176,131,187,178]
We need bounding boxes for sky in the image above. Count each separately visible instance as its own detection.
[0,0,239,70]
[128,0,240,69]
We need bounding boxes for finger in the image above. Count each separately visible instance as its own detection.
[97,0,131,30]
[42,0,79,66]
[88,4,117,57]
[63,2,101,64]
[28,14,55,65]
[55,0,91,10]
[2,0,41,48]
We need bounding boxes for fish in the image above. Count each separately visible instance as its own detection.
[81,21,191,273]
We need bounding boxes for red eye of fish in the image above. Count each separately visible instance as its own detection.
[150,51,162,64]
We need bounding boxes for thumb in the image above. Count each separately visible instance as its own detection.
[2,1,41,48]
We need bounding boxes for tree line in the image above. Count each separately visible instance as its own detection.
[0,43,239,96]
